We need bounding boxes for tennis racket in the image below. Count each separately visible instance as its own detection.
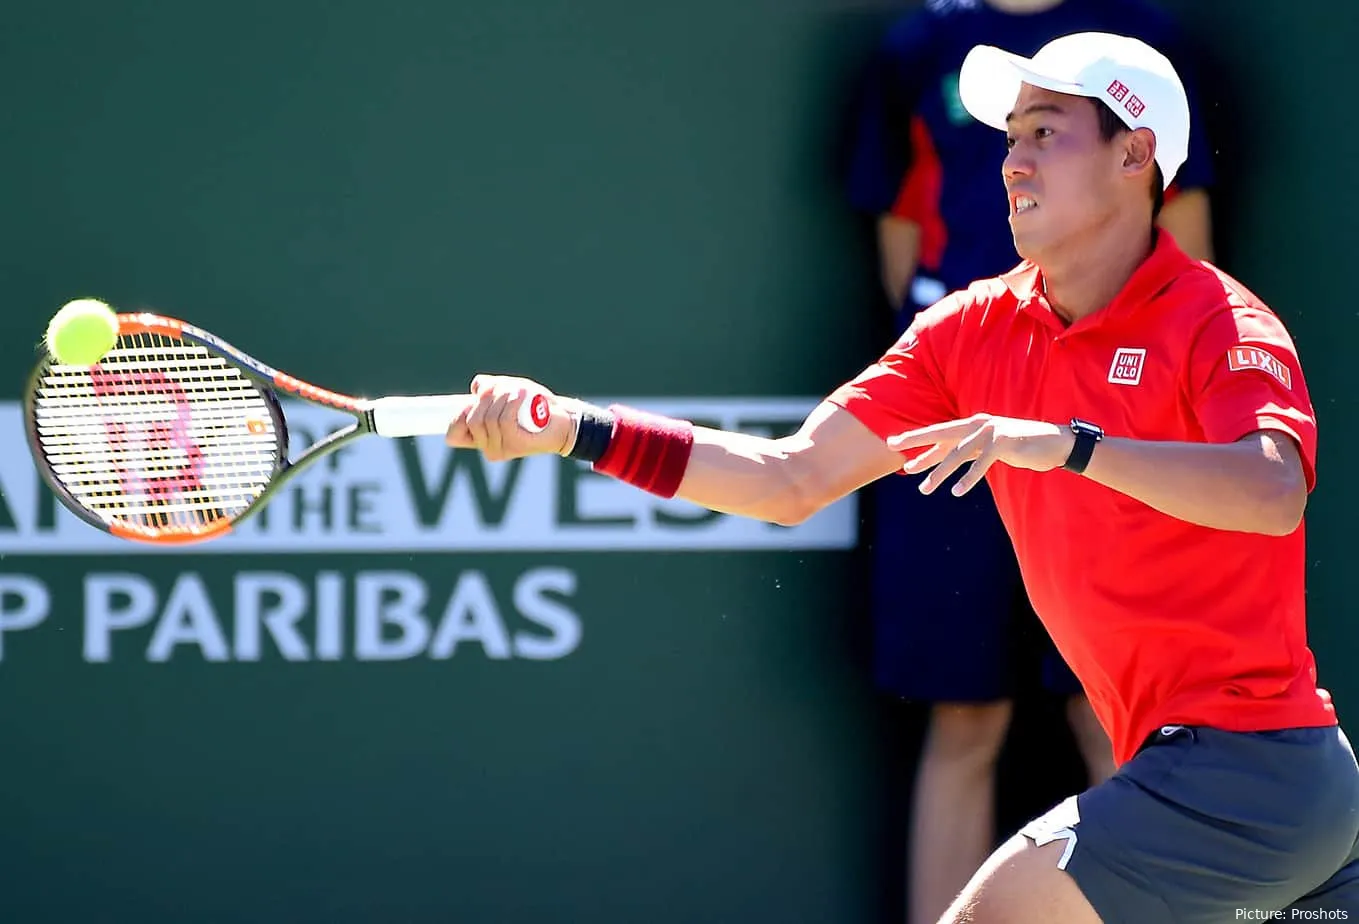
[24,312,549,545]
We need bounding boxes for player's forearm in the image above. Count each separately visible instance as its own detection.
[673,427,823,526]
[557,399,901,528]
[878,216,922,309]
[1158,188,1213,262]
[1081,433,1306,535]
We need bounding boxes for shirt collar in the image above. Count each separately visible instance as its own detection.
[1001,231,1194,329]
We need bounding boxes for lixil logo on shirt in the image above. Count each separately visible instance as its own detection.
[1108,348,1147,386]
[1227,346,1292,389]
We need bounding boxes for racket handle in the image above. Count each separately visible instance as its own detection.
[369,393,550,438]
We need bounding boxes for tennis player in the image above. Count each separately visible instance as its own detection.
[447,33,1359,923]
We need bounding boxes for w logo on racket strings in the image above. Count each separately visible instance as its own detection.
[88,368,205,502]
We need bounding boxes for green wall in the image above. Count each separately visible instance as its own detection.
[0,2,1354,922]
[0,4,895,922]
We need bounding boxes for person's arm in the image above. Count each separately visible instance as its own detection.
[1081,430,1304,534]
[889,417,1305,536]
[672,400,906,525]
[448,298,963,525]
[889,303,1318,538]
[846,15,935,306]
[1158,187,1213,262]
[878,216,922,311]
[1135,8,1215,264]
[442,377,906,527]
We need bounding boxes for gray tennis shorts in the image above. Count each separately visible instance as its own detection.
[1020,724,1359,923]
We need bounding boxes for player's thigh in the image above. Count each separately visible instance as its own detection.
[869,477,1023,702]
[940,832,1102,924]
[1287,855,1359,920]
[1024,725,1359,924]
[1288,847,1359,918]
[1285,729,1359,920]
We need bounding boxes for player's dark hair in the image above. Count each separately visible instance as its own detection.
[1093,99,1165,220]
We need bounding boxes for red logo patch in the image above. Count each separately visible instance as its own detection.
[1106,80,1129,102]
[1108,347,1146,386]
[529,393,551,429]
[1227,346,1292,389]
[1125,95,1146,118]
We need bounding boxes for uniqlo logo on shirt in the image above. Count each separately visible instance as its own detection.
[1125,95,1146,118]
[1108,348,1146,385]
[1227,346,1292,389]
[1107,80,1129,102]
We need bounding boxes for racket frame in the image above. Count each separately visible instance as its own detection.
[25,312,384,544]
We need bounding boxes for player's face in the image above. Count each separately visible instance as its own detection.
[1002,85,1125,260]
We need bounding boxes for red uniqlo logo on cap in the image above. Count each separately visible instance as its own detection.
[1125,95,1146,118]
[1107,80,1129,102]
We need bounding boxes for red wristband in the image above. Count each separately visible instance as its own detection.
[592,405,695,499]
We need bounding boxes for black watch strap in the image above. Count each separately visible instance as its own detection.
[1062,418,1104,474]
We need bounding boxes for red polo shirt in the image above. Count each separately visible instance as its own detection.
[830,232,1335,765]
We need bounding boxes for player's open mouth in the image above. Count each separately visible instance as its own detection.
[1013,195,1037,215]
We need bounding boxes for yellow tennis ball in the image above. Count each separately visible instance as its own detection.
[45,299,120,366]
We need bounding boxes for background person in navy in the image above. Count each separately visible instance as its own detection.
[844,3,1215,923]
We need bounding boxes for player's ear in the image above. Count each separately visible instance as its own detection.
[1121,127,1157,179]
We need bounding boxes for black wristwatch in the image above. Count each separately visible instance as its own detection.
[1062,418,1104,474]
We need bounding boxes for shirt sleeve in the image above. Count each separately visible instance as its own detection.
[1186,303,1318,489]
[843,12,939,216]
[827,293,963,453]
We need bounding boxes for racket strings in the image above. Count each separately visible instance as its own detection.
[32,331,282,533]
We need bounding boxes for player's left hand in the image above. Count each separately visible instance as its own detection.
[886,414,1076,496]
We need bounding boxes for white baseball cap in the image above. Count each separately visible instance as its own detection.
[958,32,1189,189]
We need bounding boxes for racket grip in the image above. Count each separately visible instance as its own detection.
[369,394,549,438]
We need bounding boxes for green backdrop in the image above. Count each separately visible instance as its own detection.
[0,2,1353,922]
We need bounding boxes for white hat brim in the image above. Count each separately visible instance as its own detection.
[958,45,1090,131]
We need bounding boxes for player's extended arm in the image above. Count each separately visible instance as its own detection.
[445,378,905,527]
[673,400,906,525]
[1079,430,1306,535]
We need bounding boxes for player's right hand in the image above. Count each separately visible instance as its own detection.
[445,374,578,462]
